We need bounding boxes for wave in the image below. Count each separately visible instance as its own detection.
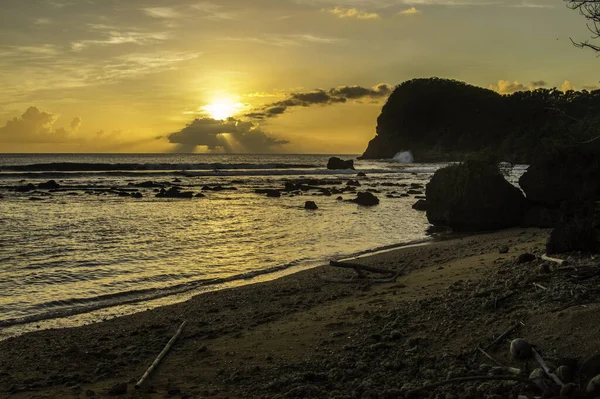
[0,162,320,172]
[0,238,434,330]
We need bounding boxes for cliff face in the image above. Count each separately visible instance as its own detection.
[360,78,600,163]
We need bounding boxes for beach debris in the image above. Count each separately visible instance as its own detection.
[304,201,318,210]
[541,254,568,266]
[135,320,187,390]
[533,282,548,291]
[407,375,535,396]
[510,338,532,360]
[499,245,509,254]
[322,261,401,284]
[476,345,504,366]
[486,321,525,350]
[532,348,564,387]
[537,263,551,274]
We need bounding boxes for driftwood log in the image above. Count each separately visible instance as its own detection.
[135,320,187,389]
[323,261,401,284]
[486,322,525,351]
[541,254,567,266]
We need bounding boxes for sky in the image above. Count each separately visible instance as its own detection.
[0,0,598,153]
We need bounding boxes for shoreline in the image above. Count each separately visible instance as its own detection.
[0,236,437,340]
[8,227,598,398]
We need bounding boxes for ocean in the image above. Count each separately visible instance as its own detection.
[0,153,465,338]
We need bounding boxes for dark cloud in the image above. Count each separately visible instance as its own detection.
[167,117,288,153]
[530,80,547,88]
[0,106,77,143]
[246,83,393,119]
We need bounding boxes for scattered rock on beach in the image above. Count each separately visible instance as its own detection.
[38,180,60,189]
[327,157,354,170]
[266,190,281,198]
[15,183,36,192]
[499,245,509,254]
[357,172,367,177]
[305,201,318,210]
[412,199,427,211]
[107,382,127,396]
[156,187,194,198]
[346,180,361,187]
[350,192,379,206]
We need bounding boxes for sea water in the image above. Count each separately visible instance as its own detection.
[0,153,493,337]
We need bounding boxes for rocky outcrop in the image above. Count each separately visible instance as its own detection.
[327,157,355,170]
[426,160,527,231]
[412,199,427,211]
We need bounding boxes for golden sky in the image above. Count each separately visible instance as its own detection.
[0,0,598,153]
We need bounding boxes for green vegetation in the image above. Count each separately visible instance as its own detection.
[360,78,600,163]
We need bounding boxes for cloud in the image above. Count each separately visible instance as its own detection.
[509,1,554,8]
[488,80,549,94]
[191,2,237,20]
[399,7,422,14]
[402,0,499,5]
[246,83,392,119]
[142,7,181,18]
[167,117,289,153]
[71,26,170,51]
[561,80,575,92]
[327,7,380,19]
[0,106,74,143]
[222,34,340,47]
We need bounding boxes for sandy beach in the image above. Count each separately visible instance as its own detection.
[2,227,600,398]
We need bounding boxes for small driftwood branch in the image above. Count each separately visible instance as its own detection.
[532,348,564,387]
[490,366,522,376]
[486,322,525,351]
[135,320,187,389]
[533,282,548,291]
[321,271,402,284]
[408,375,535,395]
[541,254,568,266]
[476,345,504,366]
[329,261,396,275]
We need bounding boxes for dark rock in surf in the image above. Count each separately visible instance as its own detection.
[350,192,380,206]
[38,180,60,190]
[346,180,361,187]
[266,190,281,198]
[195,193,206,198]
[407,189,422,195]
[131,192,143,198]
[336,196,343,201]
[327,157,355,170]
[156,187,194,198]
[357,172,367,177]
[15,183,36,192]
[412,199,427,211]
[305,201,318,210]
[426,160,527,231]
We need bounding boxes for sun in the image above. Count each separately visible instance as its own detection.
[202,99,244,120]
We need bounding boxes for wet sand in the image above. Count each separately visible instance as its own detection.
[2,227,600,398]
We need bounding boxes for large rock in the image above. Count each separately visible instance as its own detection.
[327,157,355,170]
[426,160,527,231]
[519,148,600,208]
[156,187,194,198]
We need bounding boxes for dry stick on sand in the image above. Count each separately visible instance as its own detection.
[486,322,525,351]
[408,375,537,395]
[533,282,548,291]
[541,254,568,266]
[135,320,187,389]
[329,260,396,275]
[532,348,564,387]
[321,271,402,284]
[476,345,505,366]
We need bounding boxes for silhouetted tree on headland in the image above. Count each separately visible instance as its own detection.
[567,0,600,52]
